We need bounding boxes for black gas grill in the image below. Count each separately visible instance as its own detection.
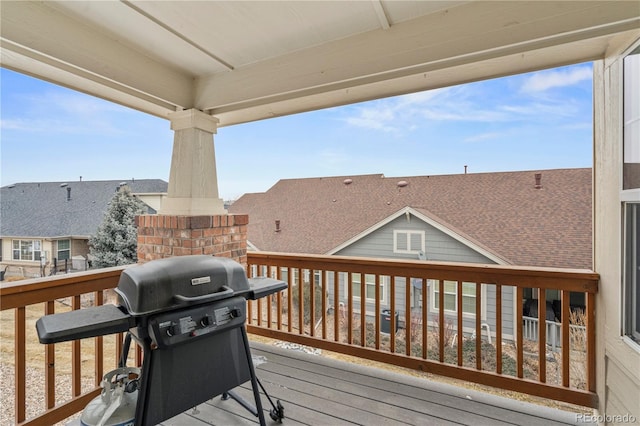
[36,255,287,426]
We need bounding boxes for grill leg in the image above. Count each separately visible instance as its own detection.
[241,326,267,426]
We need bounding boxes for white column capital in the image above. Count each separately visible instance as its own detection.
[169,109,219,133]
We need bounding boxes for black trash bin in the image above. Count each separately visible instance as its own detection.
[381,309,399,333]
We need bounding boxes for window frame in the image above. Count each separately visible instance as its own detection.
[56,239,71,261]
[623,202,640,343]
[621,41,640,346]
[431,279,479,316]
[12,239,43,262]
[344,272,389,306]
[393,229,425,254]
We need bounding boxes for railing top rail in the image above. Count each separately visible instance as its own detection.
[0,265,128,310]
[248,251,599,293]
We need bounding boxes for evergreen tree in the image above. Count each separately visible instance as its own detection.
[89,185,148,268]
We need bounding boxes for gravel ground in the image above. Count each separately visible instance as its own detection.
[1,362,93,426]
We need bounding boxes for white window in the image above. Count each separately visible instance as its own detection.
[57,239,70,261]
[622,44,640,344]
[394,230,425,254]
[624,203,639,343]
[344,273,389,306]
[12,239,42,261]
[432,280,477,315]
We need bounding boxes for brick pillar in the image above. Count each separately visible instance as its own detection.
[136,214,248,266]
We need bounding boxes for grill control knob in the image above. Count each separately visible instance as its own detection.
[230,308,242,318]
[166,324,179,337]
[201,314,215,327]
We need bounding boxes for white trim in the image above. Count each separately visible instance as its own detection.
[343,272,389,306]
[429,279,487,320]
[393,229,425,254]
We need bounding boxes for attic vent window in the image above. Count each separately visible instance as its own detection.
[397,180,408,188]
[343,179,353,185]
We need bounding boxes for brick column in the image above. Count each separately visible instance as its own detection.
[136,214,248,266]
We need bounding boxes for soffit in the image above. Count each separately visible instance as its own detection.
[1,1,638,126]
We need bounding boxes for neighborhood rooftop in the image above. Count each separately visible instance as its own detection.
[0,179,168,238]
[229,168,592,270]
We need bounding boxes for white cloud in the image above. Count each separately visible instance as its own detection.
[464,132,503,143]
[521,66,591,93]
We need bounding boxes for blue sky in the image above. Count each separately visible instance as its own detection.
[1,63,593,200]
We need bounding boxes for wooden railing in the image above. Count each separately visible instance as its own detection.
[0,266,137,426]
[0,253,599,424]
[246,252,599,408]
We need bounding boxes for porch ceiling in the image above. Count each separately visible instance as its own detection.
[1,1,638,127]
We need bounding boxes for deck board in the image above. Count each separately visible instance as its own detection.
[160,341,587,426]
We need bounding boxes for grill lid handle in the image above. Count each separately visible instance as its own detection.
[173,285,234,305]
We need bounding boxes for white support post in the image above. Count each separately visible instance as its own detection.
[160,109,226,215]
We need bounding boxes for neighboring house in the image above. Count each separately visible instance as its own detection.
[229,168,592,344]
[0,179,167,278]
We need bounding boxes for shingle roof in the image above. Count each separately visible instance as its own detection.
[1,179,167,238]
[228,169,592,269]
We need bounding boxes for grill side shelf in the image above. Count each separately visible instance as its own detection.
[244,277,287,300]
[35,304,134,344]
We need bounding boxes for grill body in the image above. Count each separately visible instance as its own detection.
[36,255,287,426]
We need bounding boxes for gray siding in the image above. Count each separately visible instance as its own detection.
[335,214,492,263]
[329,213,515,340]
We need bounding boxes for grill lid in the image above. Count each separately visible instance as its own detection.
[115,255,250,316]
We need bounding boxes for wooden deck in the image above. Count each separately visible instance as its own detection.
[161,341,589,426]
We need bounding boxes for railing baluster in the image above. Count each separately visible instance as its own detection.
[360,273,365,347]
[405,277,411,356]
[72,295,81,397]
[587,292,596,393]
[476,282,482,371]
[116,332,124,368]
[246,263,253,325]
[516,287,524,378]
[15,306,26,423]
[45,301,56,409]
[390,277,396,353]
[310,270,316,337]
[347,272,353,344]
[375,275,381,350]
[333,271,339,342]
[496,284,502,375]
[422,279,427,360]
[561,289,570,387]
[95,291,104,387]
[299,269,305,334]
[457,281,463,365]
[438,279,444,363]
[538,289,547,383]
[277,267,283,331]
[322,270,327,340]
[266,276,273,329]
[287,268,293,333]
[136,342,143,367]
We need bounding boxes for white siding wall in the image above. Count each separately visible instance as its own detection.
[594,38,640,422]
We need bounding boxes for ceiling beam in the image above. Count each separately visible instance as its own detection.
[0,1,193,115]
[195,1,639,118]
[371,0,390,30]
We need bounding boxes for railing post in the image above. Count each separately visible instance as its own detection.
[15,307,26,423]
